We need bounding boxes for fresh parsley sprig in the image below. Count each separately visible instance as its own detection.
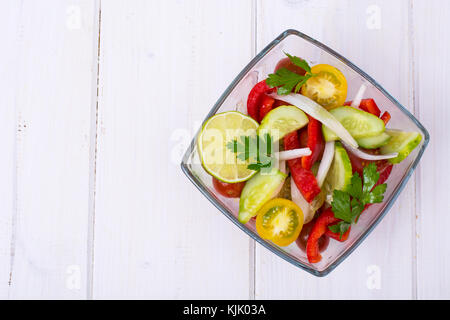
[329,163,388,238]
[226,133,274,172]
[266,52,315,95]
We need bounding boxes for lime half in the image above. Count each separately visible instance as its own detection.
[197,111,259,183]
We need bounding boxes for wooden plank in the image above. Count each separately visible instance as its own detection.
[255,0,415,299]
[0,0,99,299]
[0,0,21,299]
[93,0,253,299]
[413,0,450,299]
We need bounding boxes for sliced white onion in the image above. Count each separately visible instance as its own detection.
[316,141,335,187]
[341,141,398,160]
[290,178,314,224]
[278,160,286,175]
[350,84,367,108]
[270,93,359,149]
[276,148,311,161]
[325,193,333,205]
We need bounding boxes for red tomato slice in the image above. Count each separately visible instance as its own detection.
[212,178,246,198]
[258,95,275,122]
[296,219,329,253]
[247,80,274,122]
[274,57,306,76]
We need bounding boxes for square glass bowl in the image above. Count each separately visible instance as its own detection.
[180,29,429,276]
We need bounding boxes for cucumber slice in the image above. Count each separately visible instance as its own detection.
[239,169,287,224]
[258,105,309,140]
[380,130,422,164]
[322,106,386,141]
[325,142,352,193]
[357,132,392,149]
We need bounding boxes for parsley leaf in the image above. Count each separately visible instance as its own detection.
[226,133,275,172]
[364,183,387,204]
[247,161,272,171]
[266,53,315,95]
[330,163,388,237]
[348,173,363,199]
[285,52,311,73]
[331,190,352,223]
[362,163,380,194]
[328,221,351,239]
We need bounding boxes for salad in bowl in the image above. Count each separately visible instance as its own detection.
[181,30,428,276]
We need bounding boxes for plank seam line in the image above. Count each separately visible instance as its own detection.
[408,0,418,301]
[87,0,102,300]
[249,0,258,301]
[8,0,25,297]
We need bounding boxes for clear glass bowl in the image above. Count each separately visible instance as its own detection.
[180,29,429,276]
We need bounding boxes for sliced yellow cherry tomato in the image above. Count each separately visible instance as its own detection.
[301,64,348,110]
[256,198,304,246]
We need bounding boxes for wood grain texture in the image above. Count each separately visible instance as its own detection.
[254,0,415,299]
[0,0,99,299]
[412,0,450,299]
[0,0,20,299]
[92,0,254,299]
[0,0,447,299]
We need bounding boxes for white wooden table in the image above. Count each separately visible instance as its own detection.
[0,0,448,299]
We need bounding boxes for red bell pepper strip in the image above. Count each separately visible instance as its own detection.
[301,117,325,170]
[380,111,391,125]
[359,99,381,117]
[284,132,321,202]
[344,98,381,117]
[247,80,275,122]
[306,208,340,263]
[298,127,308,148]
[325,224,351,242]
[258,95,275,122]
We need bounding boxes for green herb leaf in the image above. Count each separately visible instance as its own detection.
[330,163,389,230]
[348,173,363,199]
[331,190,352,223]
[247,161,272,171]
[328,221,351,239]
[364,183,387,204]
[265,53,314,95]
[227,134,275,172]
[285,52,311,73]
[362,163,380,194]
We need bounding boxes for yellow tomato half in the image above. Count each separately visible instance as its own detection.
[256,198,304,247]
[301,64,348,110]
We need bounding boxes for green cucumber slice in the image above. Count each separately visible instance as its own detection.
[258,105,309,140]
[239,169,287,224]
[322,106,386,141]
[380,130,422,164]
[357,132,392,149]
[325,142,353,193]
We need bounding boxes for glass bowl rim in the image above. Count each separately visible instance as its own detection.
[180,29,430,276]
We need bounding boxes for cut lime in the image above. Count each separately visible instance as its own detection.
[258,105,309,140]
[197,111,259,183]
[325,142,353,193]
[380,130,422,164]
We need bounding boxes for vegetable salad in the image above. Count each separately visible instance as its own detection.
[197,53,422,263]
